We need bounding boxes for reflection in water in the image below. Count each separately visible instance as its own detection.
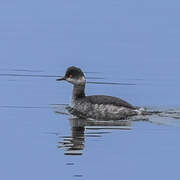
[54,105,180,155]
[0,105,50,109]
[58,118,131,156]
[0,70,138,86]
[0,68,44,72]
[87,81,136,85]
[58,126,85,156]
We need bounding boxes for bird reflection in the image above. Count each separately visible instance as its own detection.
[57,118,132,156]
[58,126,85,156]
[54,104,180,156]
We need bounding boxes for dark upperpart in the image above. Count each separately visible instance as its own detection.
[57,66,136,109]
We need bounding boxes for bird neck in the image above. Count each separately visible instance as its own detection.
[72,84,86,100]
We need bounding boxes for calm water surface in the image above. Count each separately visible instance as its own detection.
[1,0,180,180]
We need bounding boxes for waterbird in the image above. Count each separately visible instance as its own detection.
[56,66,142,120]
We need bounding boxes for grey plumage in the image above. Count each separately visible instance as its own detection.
[70,96,138,120]
[84,95,136,109]
[58,66,139,120]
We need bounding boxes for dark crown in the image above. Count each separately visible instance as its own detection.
[65,66,84,79]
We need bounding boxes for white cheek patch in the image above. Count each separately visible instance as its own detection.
[67,76,86,85]
[66,77,73,82]
[75,76,86,85]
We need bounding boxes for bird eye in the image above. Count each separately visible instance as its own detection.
[69,74,72,78]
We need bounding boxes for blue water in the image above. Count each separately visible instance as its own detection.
[0,0,180,179]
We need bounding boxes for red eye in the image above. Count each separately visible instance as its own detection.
[69,74,72,78]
